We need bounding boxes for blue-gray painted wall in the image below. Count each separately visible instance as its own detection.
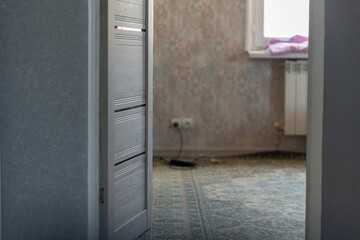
[322,0,360,239]
[0,1,89,239]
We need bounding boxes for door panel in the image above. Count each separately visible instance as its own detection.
[114,0,146,29]
[113,211,148,240]
[111,31,146,110]
[114,91,146,111]
[113,107,146,164]
[113,154,146,230]
[99,0,152,239]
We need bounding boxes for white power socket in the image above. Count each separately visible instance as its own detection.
[182,118,193,129]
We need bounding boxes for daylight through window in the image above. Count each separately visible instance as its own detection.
[264,0,310,38]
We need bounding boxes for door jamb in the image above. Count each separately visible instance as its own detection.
[306,0,324,238]
[146,0,154,230]
[88,0,100,239]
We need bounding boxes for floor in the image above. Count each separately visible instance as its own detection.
[148,157,306,240]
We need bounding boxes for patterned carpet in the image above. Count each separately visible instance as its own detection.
[149,157,306,240]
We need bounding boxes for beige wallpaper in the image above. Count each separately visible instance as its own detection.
[153,0,306,154]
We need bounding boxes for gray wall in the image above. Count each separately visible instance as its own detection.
[322,0,360,239]
[0,1,89,239]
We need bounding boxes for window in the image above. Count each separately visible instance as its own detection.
[245,0,310,57]
[264,0,309,38]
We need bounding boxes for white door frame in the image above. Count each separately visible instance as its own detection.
[306,0,324,238]
[88,0,100,239]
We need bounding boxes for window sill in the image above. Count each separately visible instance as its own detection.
[248,50,308,60]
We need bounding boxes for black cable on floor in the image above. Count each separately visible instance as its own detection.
[176,127,183,158]
[169,126,196,168]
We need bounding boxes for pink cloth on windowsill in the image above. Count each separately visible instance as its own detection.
[265,35,308,55]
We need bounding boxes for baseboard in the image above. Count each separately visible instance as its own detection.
[153,148,277,158]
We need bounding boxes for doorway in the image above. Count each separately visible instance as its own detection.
[151,0,309,239]
[89,0,325,239]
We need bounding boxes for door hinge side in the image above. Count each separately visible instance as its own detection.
[99,187,105,204]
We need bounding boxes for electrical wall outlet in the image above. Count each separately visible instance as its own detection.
[182,118,193,129]
[170,118,182,128]
[170,118,193,129]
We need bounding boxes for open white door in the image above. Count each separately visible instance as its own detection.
[99,0,153,239]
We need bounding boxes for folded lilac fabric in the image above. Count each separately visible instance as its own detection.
[265,35,308,55]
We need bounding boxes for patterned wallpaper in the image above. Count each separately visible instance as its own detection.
[153,0,306,154]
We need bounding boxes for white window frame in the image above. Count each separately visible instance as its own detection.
[245,0,265,51]
[245,0,308,59]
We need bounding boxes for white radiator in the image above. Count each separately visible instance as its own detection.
[284,60,308,135]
